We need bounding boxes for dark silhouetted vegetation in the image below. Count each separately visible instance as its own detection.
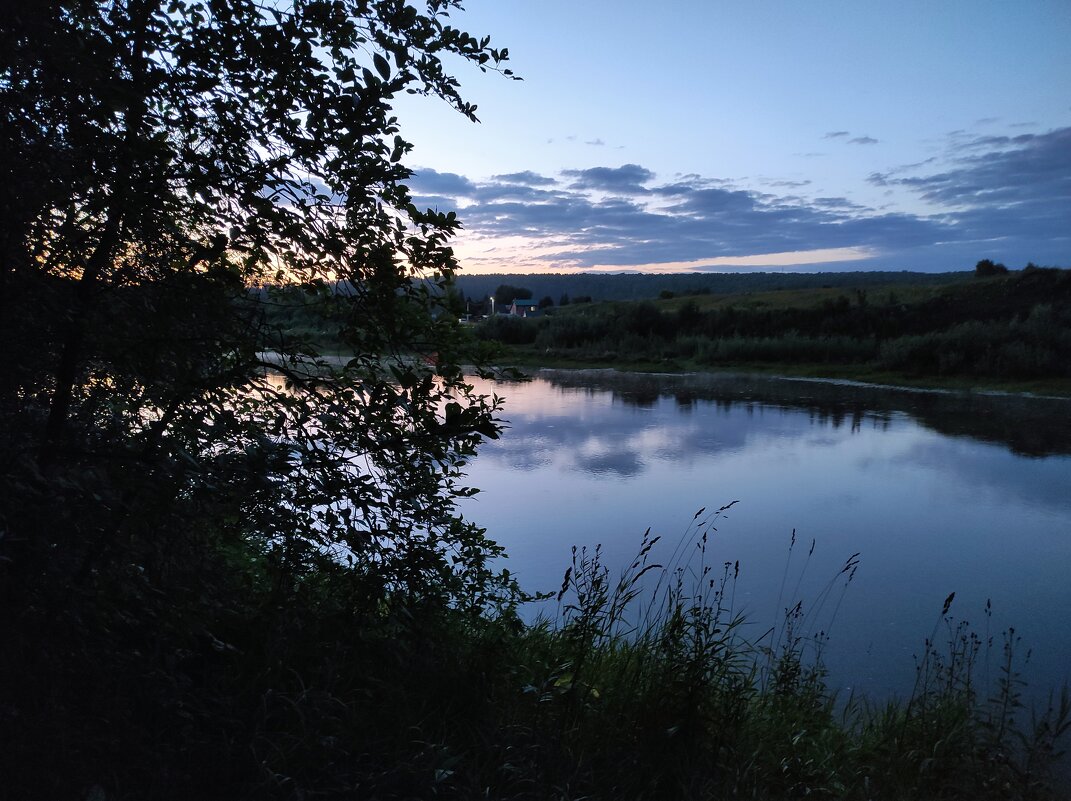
[3,2,1068,799]
[492,283,534,306]
[1,1,514,796]
[976,258,1010,277]
[477,268,1071,384]
[454,270,972,305]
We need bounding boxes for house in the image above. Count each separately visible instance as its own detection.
[509,299,540,318]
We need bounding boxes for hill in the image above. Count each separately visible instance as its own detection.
[452,270,970,304]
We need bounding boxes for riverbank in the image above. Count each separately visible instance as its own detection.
[488,348,1071,398]
[471,268,1071,399]
[256,344,1071,401]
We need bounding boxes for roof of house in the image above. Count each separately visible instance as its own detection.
[511,299,539,307]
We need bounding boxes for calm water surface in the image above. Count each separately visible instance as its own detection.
[459,370,1071,700]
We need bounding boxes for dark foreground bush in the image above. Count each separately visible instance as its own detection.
[3,508,1068,801]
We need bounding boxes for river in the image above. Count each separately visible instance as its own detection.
[458,369,1071,701]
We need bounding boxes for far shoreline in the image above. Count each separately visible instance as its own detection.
[487,355,1071,400]
[255,349,1071,399]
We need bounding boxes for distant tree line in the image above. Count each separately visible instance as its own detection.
[476,268,1071,380]
[454,270,972,305]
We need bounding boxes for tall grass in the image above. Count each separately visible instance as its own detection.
[477,511,1071,800]
[6,507,1068,800]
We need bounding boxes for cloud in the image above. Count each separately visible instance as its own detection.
[490,171,558,186]
[768,179,813,188]
[408,168,476,197]
[585,138,606,146]
[458,168,947,269]
[562,164,655,193]
[880,127,1071,221]
[822,132,878,145]
[867,127,1071,265]
[435,127,1071,273]
[472,184,565,203]
[812,196,867,211]
[411,194,461,210]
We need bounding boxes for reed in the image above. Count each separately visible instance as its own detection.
[478,512,1070,799]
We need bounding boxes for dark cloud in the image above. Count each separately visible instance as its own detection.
[428,126,1070,271]
[562,164,654,193]
[408,168,476,197]
[878,127,1071,251]
[460,168,950,267]
[824,131,850,139]
[848,136,879,145]
[855,128,1070,267]
[667,186,761,215]
[472,183,566,203]
[490,171,558,186]
[585,138,606,146]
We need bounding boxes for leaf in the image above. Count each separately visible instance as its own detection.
[373,53,390,79]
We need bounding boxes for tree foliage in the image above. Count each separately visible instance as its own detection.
[2,0,519,588]
[491,282,532,306]
[1,5,518,790]
[975,258,1009,277]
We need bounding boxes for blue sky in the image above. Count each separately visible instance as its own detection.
[393,0,1071,274]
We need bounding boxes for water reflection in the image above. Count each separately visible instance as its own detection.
[460,370,1071,700]
[540,369,1071,457]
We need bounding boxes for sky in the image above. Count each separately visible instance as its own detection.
[392,0,1071,274]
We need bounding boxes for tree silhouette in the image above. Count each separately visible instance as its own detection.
[975,258,1009,277]
[1,8,517,792]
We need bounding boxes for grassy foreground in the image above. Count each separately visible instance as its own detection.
[6,511,1069,800]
